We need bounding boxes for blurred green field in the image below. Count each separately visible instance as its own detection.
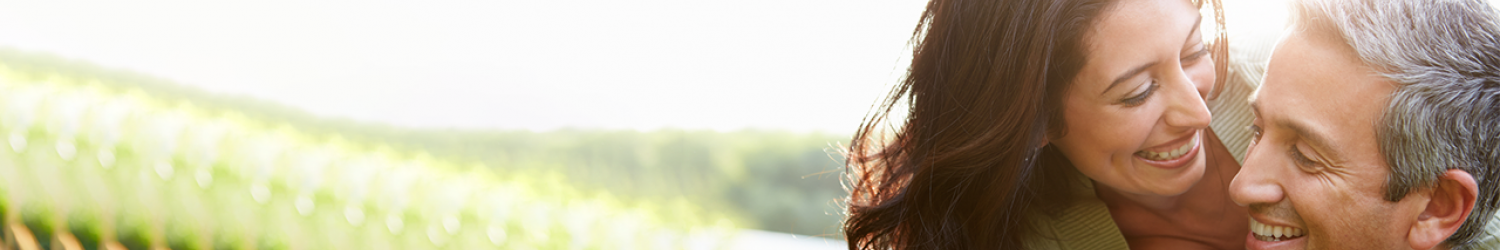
[0,49,849,250]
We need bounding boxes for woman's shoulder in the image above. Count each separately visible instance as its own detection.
[1023,171,1130,250]
[1025,195,1130,250]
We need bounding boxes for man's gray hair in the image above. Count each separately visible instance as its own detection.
[1291,0,1500,247]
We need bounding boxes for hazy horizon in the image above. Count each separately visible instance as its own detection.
[0,1,928,134]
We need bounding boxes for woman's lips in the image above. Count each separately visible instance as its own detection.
[1133,132,1200,169]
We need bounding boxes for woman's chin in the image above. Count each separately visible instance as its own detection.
[1130,155,1208,197]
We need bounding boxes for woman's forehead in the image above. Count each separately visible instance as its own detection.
[1075,0,1203,91]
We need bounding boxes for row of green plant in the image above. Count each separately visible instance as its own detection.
[0,65,744,249]
[0,48,853,243]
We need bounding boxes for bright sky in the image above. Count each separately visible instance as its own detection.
[0,0,1286,134]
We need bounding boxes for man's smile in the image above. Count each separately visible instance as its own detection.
[1250,218,1305,242]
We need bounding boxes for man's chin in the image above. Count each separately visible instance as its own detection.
[1245,231,1307,250]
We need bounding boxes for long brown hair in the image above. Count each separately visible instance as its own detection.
[842,0,1228,249]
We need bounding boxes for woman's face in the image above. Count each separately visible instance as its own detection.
[1051,0,1215,197]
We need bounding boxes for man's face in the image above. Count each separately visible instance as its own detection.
[1229,27,1426,249]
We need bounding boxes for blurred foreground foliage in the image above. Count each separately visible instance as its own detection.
[0,48,848,249]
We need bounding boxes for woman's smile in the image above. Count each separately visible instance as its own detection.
[1134,131,1201,170]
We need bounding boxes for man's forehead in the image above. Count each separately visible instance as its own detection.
[1255,27,1396,161]
[1255,32,1333,115]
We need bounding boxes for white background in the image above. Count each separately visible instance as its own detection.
[0,1,928,133]
[0,0,1291,134]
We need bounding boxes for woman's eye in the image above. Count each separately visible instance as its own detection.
[1120,81,1159,107]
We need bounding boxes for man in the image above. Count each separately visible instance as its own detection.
[1229,0,1500,249]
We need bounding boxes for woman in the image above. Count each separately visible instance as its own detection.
[843,0,1258,249]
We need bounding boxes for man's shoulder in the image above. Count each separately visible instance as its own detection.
[1467,212,1500,249]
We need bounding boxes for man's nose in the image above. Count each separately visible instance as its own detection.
[1230,144,1286,206]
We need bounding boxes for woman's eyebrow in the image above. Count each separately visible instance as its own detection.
[1102,62,1159,95]
[1183,14,1204,46]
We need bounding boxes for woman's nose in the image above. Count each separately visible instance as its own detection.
[1163,71,1212,129]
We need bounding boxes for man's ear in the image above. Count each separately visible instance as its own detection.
[1408,169,1479,250]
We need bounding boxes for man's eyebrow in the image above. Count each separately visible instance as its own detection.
[1250,98,1259,116]
[1284,119,1342,160]
[1255,99,1344,160]
[1100,14,1204,96]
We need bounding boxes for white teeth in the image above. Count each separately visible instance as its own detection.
[1250,218,1305,242]
[1138,136,1198,161]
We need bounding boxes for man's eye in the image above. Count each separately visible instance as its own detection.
[1289,146,1319,168]
[1120,81,1159,107]
[1247,124,1263,143]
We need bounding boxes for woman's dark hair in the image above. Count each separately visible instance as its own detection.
[842,0,1227,249]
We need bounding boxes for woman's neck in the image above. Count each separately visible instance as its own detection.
[1095,128,1249,250]
[1097,183,1188,211]
[1094,127,1241,213]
